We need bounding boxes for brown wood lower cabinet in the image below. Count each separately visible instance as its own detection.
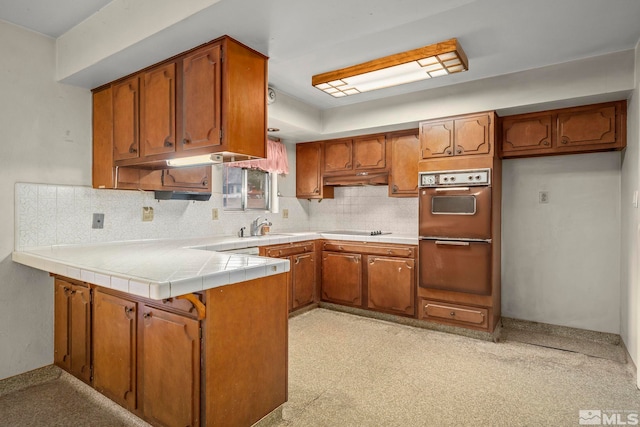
[54,273,288,427]
[321,251,362,306]
[320,241,417,317]
[93,291,137,410]
[367,256,415,316]
[54,278,92,384]
[260,241,316,312]
[140,305,200,427]
[93,288,200,426]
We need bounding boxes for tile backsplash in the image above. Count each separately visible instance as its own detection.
[15,183,417,250]
[308,186,418,234]
[14,183,310,250]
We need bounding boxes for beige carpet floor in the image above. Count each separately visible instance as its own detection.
[275,309,640,426]
[1,308,638,426]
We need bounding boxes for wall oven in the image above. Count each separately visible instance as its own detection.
[418,168,493,295]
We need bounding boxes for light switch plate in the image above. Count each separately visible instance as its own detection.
[633,190,638,208]
[142,207,154,222]
[282,209,289,219]
[92,213,104,229]
[212,208,219,220]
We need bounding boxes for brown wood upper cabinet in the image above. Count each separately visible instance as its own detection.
[323,134,387,174]
[93,35,267,188]
[420,111,496,159]
[500,100,627,158]
[296,142,334,199]
[388,129,419,197]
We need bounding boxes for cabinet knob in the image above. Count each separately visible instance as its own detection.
[450,311,456,317]
[202,179,208,187]
[129,146,137,154]
[164,140,174,148]
[543,140,550,146]
[446,150,452,156]
[561,137,569,144]
[143,312,152,319]
[392,185,398,193]
[183,138,191,145]
[313,188,319,194]
[124,306,134,315]
[456,148,462,154]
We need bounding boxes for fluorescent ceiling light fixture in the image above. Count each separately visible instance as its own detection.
[166,154,223,167]
[312,38,468,97]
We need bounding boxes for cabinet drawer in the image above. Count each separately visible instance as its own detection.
[264,242,315,258]
[323,241,415,258]
[420,299,488,329]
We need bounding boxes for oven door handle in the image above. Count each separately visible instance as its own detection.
[434,187,470,192]
[434,240,471,246]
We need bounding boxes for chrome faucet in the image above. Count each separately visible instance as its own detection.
[250,216,271,236]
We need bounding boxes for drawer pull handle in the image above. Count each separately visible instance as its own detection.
[450,311,456,317]
[435,240,470,246]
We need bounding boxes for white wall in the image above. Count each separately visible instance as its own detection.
[620,41,640,369]
[502,153,621,333]
[0,21,92,380]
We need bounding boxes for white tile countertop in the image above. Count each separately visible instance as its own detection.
[12,231,418,300]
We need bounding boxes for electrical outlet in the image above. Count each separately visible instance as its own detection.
[92,213,104,229]
[282,208,289,219]
[633,190,638,208]
[212,208,219,220]
[142,207,154,222]
[539,191,549,204]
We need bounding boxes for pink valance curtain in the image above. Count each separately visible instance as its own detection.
[228,139,289,175]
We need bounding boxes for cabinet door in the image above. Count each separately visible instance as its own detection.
[389,131,419,197]
[140,63,176,157]
[292,253,316,310]
[296,142,333,199]
[454,113,492,156]
[180,44,222,151]
[367,256,415,316]
[54,279,91,384]
[353,135,386,170]
[324,139,353,173]
[558,104,617,148]
[162,166,211,191]
[69,284,92,383]
[140,306,200,427]
[420,119,454,158]
[501,113,554,157]
[113,76,140,161]
[321,252,362,306]
[54,279,71,371]
[93,291,137,410]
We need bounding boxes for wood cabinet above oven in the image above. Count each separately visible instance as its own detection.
[419,111,497,159]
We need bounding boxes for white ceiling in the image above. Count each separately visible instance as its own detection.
[1,0,639,113]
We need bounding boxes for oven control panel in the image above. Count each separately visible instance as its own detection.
[419,168,491,187]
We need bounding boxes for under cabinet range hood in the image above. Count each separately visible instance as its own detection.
[154,191,211,201]
[323,171,389,186]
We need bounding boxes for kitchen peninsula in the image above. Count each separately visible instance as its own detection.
[12,235,296,427]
